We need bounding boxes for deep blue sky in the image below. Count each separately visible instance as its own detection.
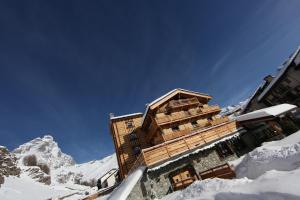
[1,0,300,163]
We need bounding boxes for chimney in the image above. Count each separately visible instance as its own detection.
[263,75,274,83]
[109,113,114,118]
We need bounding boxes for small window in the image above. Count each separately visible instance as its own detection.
[132,146,141,156]
[171,126,180,132]
[191,121,198,128]
[215,142,234,159]
[207,116,213,121]
[126,120,134,129]
[129,132,138,141]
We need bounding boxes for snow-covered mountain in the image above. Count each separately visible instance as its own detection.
[13,135,75,169]
[0,134,118,199]
[11,135,117,186]
[221,99,248,118]
[53,153,117,185]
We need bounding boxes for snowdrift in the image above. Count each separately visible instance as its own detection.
[162,130,300,200]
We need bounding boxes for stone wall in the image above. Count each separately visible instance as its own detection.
[127,146,238,200]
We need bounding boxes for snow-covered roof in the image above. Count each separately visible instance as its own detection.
[240,81,266,113]
[236,104,297,122]
[141,88,211,127]
[110,112,143,120]
[257,46,300,101]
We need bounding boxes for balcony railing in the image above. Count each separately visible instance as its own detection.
[167,97,200,110]
[155,105,221,125]
[128,121,238,170]
[162,117,229,141]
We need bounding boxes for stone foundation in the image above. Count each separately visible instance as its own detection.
[127,146,238,200]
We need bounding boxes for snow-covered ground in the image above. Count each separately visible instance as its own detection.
[162,130,300,200]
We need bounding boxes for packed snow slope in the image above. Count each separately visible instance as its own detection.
[53,153,118,185]
[163,130,300,200]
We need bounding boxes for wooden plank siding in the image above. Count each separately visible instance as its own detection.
[155,105,221,125]
[161,116,229,141]
[135,121,238,168]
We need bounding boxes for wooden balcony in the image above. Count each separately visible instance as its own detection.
[155,105,221,125]
[129,121,238,171]
[162,117,229,141]
[167,97,200,110]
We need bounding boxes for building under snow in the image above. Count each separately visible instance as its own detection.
[108,88,300,199]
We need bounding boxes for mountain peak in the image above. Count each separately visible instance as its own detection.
[13,134,75,169]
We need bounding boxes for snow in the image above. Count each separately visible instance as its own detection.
[110,113,143,120]
[1,135,118,200]
[53,154,118,185]
[258,46,300,101]
[0,175,70,200]
[13,135,75,169]
[107,166,146,200]
[162,130,300,200]
[221,99,248,118]
[236,103,297,122]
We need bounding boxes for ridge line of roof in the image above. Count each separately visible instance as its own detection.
[141,88,211,127]
[257,46,300,101]
[110,112,143,120]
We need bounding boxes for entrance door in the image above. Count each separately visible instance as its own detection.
[170,166,198,191]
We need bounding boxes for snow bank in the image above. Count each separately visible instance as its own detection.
[0,175,71,200]
[234,130,300,179]
[53,153,118,184]
[163,169,300,200]
[162,130,300,200]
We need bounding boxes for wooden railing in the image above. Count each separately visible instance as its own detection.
[167,97,200,109]
[172,176,197,190]
[162,116,229,141]
[139,121,238,167]
[155,105,221,125]
[199,163,236,180]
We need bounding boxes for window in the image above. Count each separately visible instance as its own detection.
[215,142,234,159]
[207,116,213,121]
[125,120,134,129]
[129,132,138,141]
[132,146,141,156]
[191,121,198,128]
[171,126,180,132]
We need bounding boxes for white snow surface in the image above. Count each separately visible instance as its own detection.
[13,135,75,169]
[162,130,300,200]
[236,103,297,122]
[53,153,118,184]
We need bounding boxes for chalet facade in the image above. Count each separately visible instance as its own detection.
[109,89,248,199]
[109,89,299,199]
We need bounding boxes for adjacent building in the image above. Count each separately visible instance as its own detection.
[242,46,300,113]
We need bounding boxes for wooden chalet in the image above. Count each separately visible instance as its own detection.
[110,89,238,180]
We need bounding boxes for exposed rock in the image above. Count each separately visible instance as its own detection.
[0,146,21,187]
[23,166,51,185]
